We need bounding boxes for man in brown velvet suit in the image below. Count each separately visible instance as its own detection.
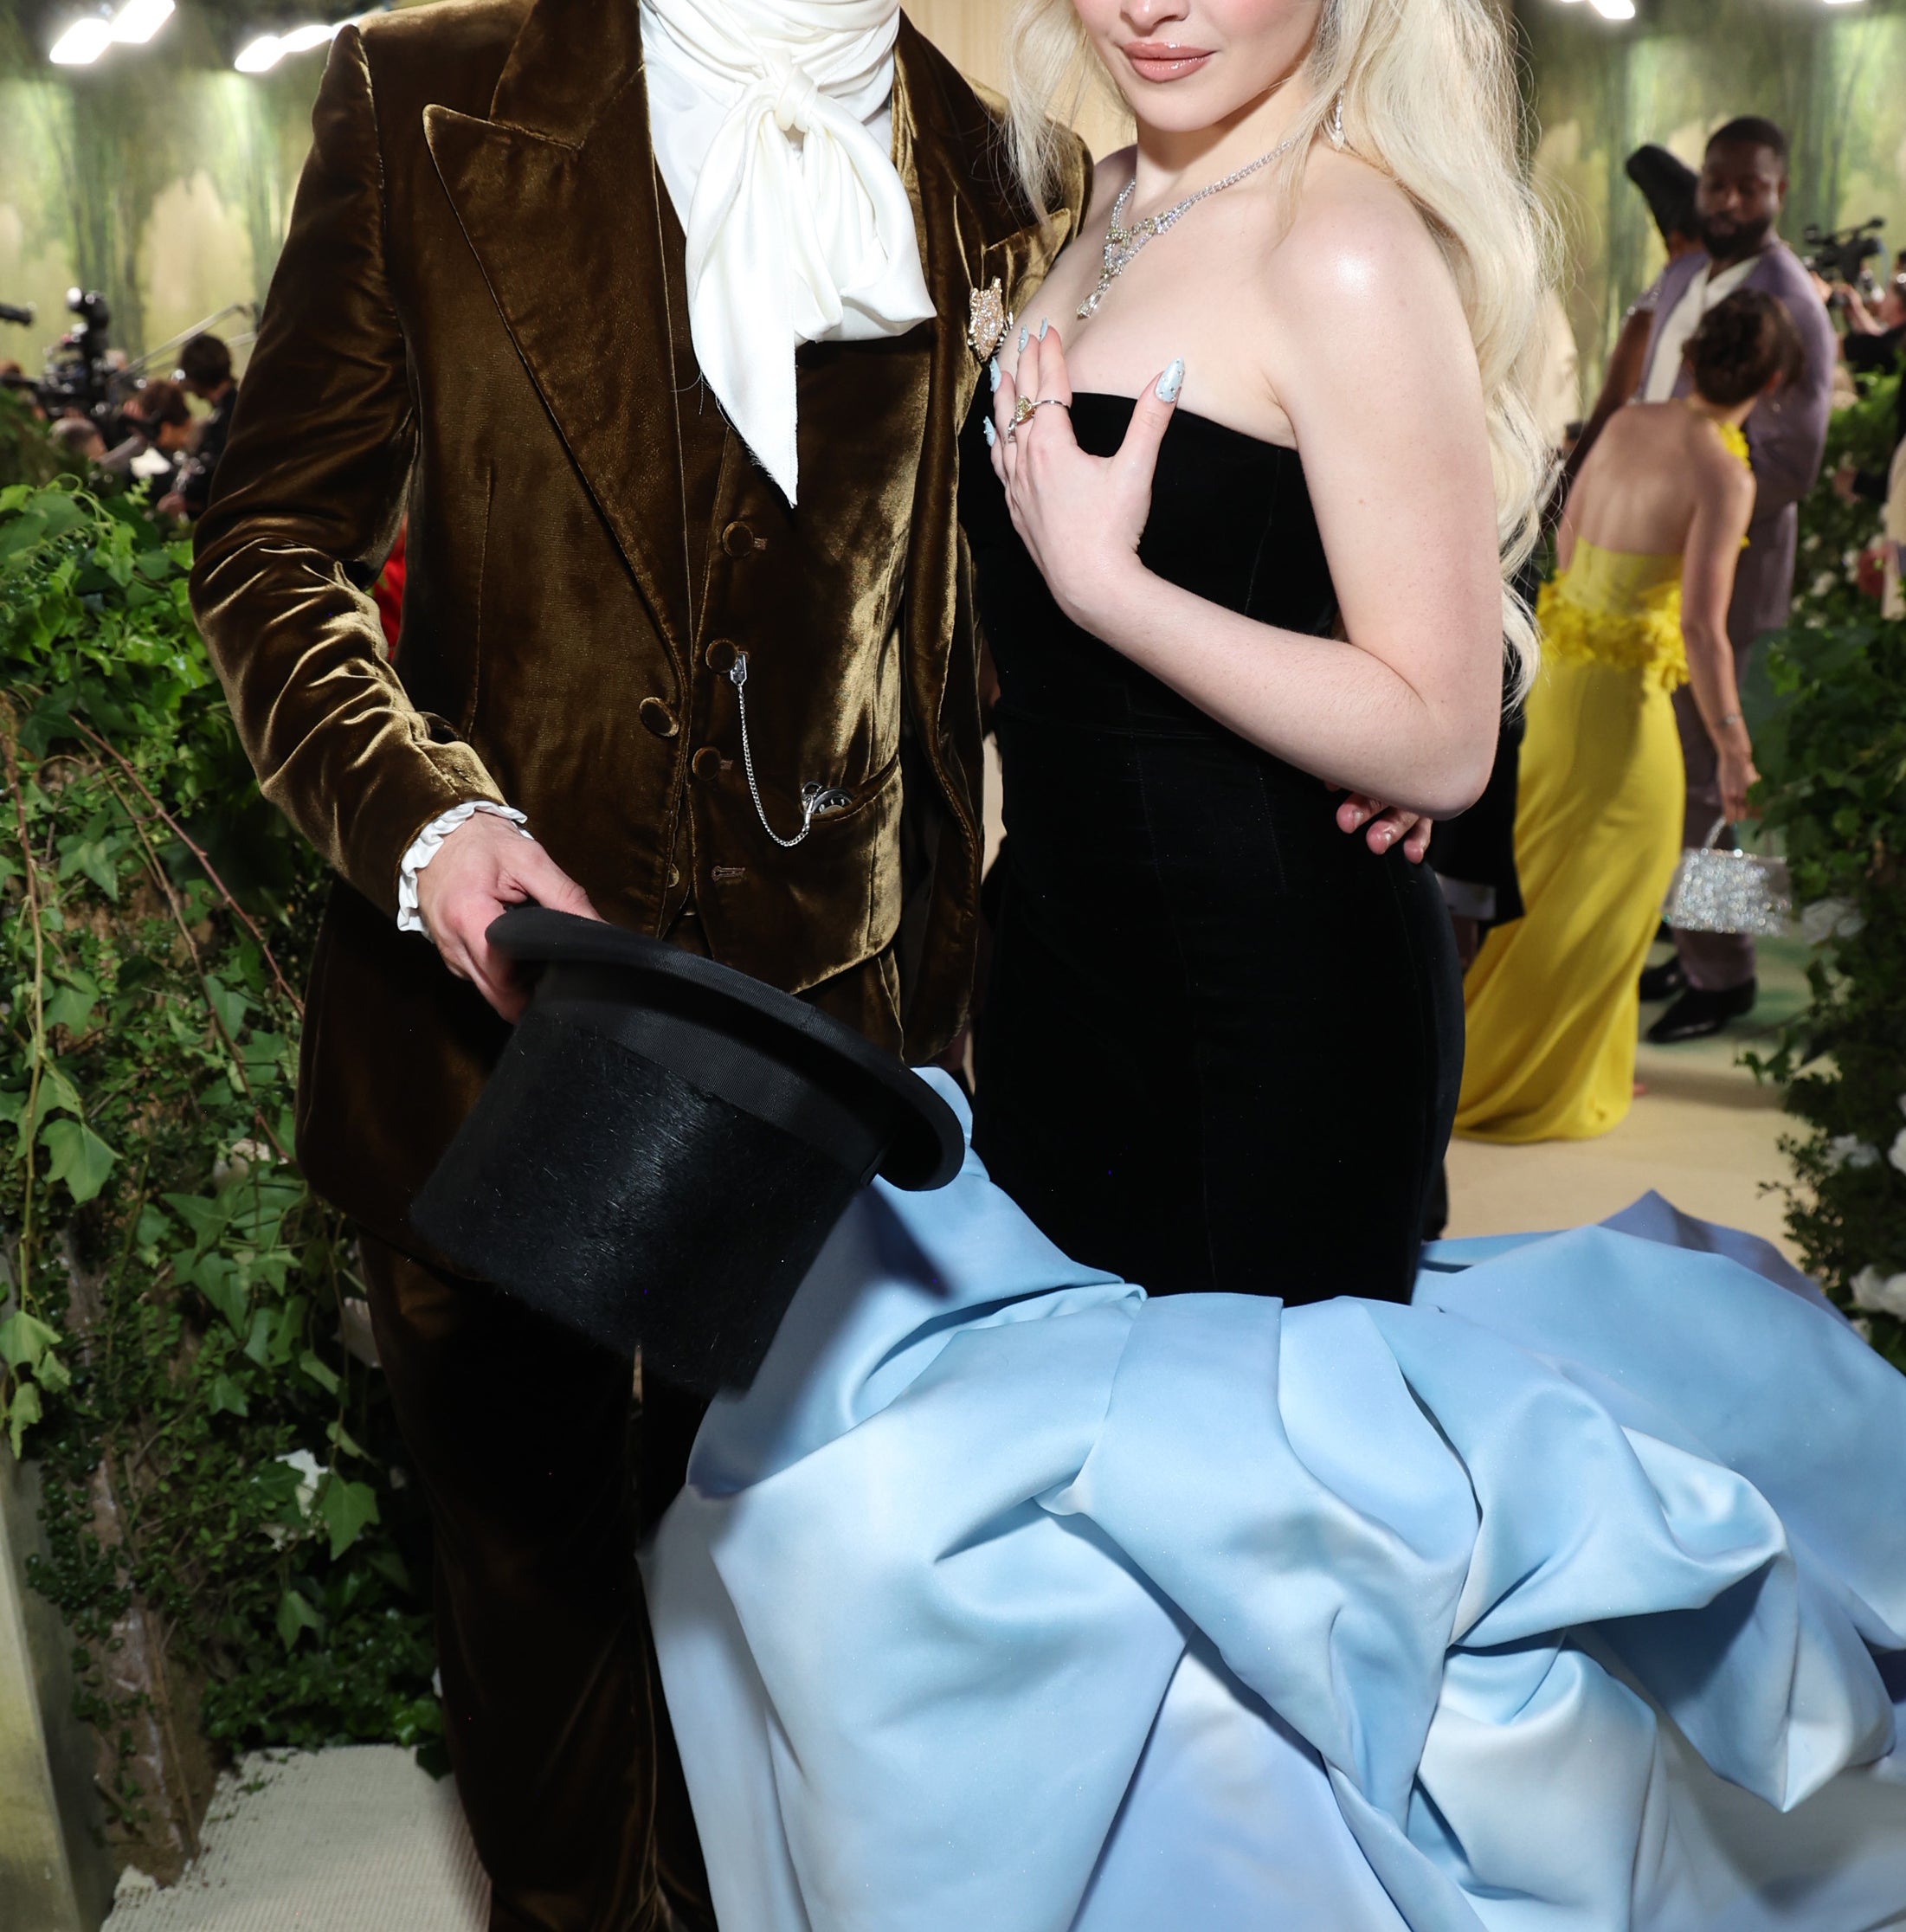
[190,2,1085,1925]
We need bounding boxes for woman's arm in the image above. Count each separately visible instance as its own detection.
[1678,448,1760,822]
[991,190,1505,819]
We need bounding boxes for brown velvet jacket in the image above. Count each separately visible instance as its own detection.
[190,0,1085,1253]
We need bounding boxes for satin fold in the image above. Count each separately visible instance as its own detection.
[647,1075,1906,1932]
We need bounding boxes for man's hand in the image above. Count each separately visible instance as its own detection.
[1333,791,1434,864]
[415,814,602,1021]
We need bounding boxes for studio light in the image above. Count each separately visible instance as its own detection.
[235,21,344,72]
[110,0,174,42]
[49,16,114,62]
[234,34,284,70]
[49,0,173,63]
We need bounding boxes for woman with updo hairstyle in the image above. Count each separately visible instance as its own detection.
[1458,287,1802,1143]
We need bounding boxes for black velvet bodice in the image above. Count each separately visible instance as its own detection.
[960,390,1464,1307]
[960,392,1337,734]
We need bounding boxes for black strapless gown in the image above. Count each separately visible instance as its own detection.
[960,392,1464,1305]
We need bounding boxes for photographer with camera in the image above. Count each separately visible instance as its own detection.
[104,377,194,501]
[158,332,239,521]
[1631,115,1834,1043]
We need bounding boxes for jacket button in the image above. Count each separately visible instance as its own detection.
[721,520,759,558]
[692,745,723,781]
[666,863,681,888]
[705,639,737,674]
[639,697,678,739]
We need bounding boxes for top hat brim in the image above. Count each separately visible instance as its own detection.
[484,906,965,1193]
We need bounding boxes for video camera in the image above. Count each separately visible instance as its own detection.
[1803,218,1886,293]
[1,287,136,430]
[38,288,119,422]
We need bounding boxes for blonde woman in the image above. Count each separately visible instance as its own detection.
[641,12,1906,1923]
[963,0,1546,1303]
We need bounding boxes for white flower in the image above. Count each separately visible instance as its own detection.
[1853,1317,1875,1343]
[1811,570,1838,599]
[1850,1267,1906,1322]
[277,1450,322,1517]
[1804,532,1821,554]
[1890,1127,1906,1176]
[1800,898,1865,943]
[1827,1135,1881,1170]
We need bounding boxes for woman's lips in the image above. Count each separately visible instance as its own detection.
[1121,42,1214,82]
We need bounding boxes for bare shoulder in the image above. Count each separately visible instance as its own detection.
[1264,150,1457,320]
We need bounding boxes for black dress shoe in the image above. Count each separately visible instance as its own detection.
[1638,957,1687,1002]
[1645,979,1757,1045]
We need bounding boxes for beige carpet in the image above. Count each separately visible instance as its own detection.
[103,1748,486,1932]
[1446,936,1813,1259]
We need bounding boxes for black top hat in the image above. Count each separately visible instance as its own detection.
[1626,145,1699,250]
[409,907,963,1394]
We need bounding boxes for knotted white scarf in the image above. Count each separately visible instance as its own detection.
[639,0,935,504]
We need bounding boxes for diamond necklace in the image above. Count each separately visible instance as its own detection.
[1077,137,1297,321]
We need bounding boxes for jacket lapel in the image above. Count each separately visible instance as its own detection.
[424,0,693,667]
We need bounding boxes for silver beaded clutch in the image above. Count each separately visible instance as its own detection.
[1662,818,1794,937]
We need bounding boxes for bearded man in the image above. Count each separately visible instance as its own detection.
[190,3,1085,1926]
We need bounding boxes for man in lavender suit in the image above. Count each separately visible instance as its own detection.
[1632,117,1834,1042]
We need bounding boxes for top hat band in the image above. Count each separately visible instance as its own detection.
[538,962,887,1182]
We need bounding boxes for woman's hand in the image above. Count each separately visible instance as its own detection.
[987,325,1180,632]
[1717,733,1760,826]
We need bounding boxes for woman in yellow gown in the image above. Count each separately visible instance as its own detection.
[1458,290,1803,1143]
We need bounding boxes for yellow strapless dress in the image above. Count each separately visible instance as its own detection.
[1455,541,1691,1143]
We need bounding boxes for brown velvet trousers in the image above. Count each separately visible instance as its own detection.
[359,1236,712,1932]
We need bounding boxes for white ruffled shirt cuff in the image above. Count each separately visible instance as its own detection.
[396,802,531,935]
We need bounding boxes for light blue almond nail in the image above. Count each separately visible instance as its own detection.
[1017,324,1029,353]
[1156,357,1186,403]
[1038,318,1051,339]
[982,415,997,448]
[988,357,1001,393]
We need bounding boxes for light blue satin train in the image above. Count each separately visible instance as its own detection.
[646,1075,1906,1931]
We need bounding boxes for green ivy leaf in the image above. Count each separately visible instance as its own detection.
[189,1254,248,1334]
[164,1191,229,1255]
[297,1349,340,1397]
[43,972,100,1036]
[39,1118,117,1205]
[315,1476,380,1561]
[242,1308,276,1368]
[0,1311,62,1371]
[276,1587,324,1652]
[209,1374,250,1418]
[5,1382,42,1458]
[55,828,125,902]
[203,974,251,1040]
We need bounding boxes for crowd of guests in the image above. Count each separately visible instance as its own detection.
[2,329,238,520]
[1449,114,1852,1152]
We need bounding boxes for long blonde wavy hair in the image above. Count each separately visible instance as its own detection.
[1004,0,1554,696]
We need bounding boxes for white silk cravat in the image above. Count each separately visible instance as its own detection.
[639,0,935,504]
